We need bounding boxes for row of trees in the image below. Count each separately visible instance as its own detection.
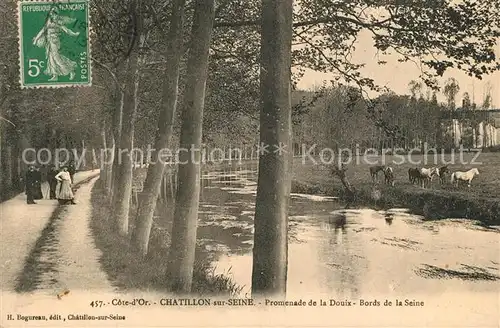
[293,77,496,154]
[2,0,500,296]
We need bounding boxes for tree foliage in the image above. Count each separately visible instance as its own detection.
[215,0,500,91]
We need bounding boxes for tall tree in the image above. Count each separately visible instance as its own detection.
[481,81,493,109]
[408,80,422,100]
[113,0,145,236]
[90,0,134,200]
[166,0,216,293]
[443,77,460,110]
[251,0,293,297]
[131,0,187,256]
[462,92,472,109]
[0,1,23,199]
[110,74,126,201]
[443,77,461,147]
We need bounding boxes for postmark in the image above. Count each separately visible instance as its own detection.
[18,0,91,88]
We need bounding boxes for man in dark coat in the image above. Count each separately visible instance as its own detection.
[25,166,37,204]
[33,166,43,200]
[68,161,76,183]
[47,165,59,199]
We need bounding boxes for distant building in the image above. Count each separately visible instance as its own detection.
[441,108,500,148]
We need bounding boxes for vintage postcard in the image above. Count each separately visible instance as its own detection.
[0,0,499,327]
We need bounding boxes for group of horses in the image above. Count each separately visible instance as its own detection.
[370,165,480,189]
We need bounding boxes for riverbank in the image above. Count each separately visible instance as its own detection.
[89,179,243,296]
[291,157,500,226]
[136,155,500,225]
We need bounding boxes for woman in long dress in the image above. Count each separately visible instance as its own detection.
[55,167,76,205]
[32,7,80,82]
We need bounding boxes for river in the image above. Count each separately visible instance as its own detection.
[186,163,500,299]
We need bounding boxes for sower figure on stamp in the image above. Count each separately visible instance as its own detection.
[25,165,37,205]
[47,165,59,199]
[32,7,80,82]
[55,167,76,205]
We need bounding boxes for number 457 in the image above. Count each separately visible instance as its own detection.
[28,59,45,77]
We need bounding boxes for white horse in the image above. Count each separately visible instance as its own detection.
[450,168,479,188]
[419,167,440,188]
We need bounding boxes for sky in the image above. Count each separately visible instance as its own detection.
[296,30,500,108]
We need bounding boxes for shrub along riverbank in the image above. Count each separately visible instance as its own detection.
[89,179,243,296]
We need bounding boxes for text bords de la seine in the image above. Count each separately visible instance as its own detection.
[109,297,425,307]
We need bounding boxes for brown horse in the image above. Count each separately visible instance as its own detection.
[384,167,395,186]
[370,165,386,183]
[438,165,450,184]
[408,167,421,184]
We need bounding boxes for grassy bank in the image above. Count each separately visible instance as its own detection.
[291,153,500,225]
[89,180,243,296]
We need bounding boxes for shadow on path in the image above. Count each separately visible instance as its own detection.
[15,174,98,293]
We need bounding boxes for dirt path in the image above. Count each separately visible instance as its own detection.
[0,171,113,294]
[0,171,99,291]
[56,177,115,292]
[14,176,115,295]
[0,184,58,291]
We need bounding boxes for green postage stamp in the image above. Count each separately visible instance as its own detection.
[18,0,91,88]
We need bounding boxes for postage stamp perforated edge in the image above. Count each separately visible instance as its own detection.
[17,0,93,89]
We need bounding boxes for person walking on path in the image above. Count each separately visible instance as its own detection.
[68,161,76,183]
[55,167,76,205]
[47,165,59,199]
[33,166,43,200]
[25,166,37,204]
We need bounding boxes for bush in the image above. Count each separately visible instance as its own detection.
[485,145,500,153]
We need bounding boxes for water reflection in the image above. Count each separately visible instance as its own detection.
[320,212,363,299]
[385,213,394,226]
[330,213,347,230]
[158,163,500,298]
[327,213,347,245]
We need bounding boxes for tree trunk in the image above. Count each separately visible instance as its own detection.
[131,0,187,256]
[110,83,125,202]
[4,144,13,191]
[2,122,17,198]
[18,134,30,173]
[100,122,109,189]
[251,0,293,297]
[11,140,20,192]
[106,136,115,195]
[109,55,130,201]
[166,0,215,293]
[113,0,145,236]
[332,165,354,196]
